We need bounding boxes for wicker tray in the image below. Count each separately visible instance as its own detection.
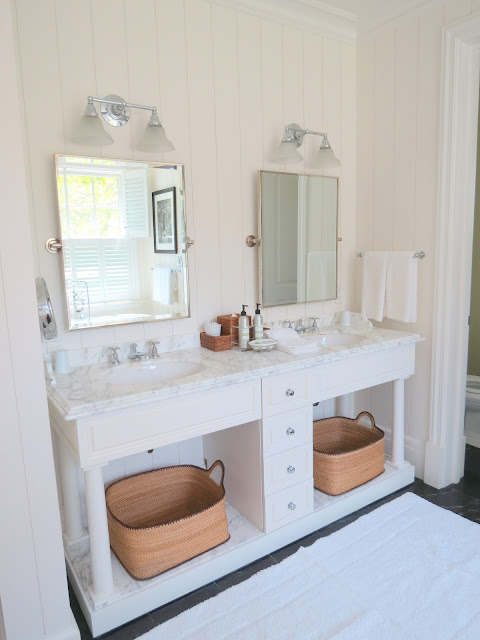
[313,411,384,496]
[106,461,230,580]
[200,332,232,351]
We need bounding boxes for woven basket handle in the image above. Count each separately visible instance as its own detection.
[354,411,376,429]
[207,460,225,487]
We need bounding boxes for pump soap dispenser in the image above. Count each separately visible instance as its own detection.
[238,305,250,350]
[253,303,264,340]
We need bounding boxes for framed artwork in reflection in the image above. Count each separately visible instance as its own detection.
[152,187,177,254]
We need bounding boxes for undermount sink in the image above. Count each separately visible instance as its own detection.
[317,333,364,347]
[106,361,204,387]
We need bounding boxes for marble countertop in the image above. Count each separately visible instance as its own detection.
[47,326,422,421]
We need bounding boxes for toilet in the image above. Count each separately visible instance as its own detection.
[465,375,480,446]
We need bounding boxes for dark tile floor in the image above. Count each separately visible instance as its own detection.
[70,447,480,640]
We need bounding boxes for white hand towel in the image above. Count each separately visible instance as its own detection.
[152,267,172,305]
[277,343,321,356]
[265,328,320,356]
[264,328,302,343]
[361,252,387,322]
[385,251,417,322]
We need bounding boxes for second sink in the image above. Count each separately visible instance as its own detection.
[317,333,364,347]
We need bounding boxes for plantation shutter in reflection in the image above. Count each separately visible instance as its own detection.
[104,244,132,299]
[68,239,134,303]
[70,243,102,302]
[125,169,149,237]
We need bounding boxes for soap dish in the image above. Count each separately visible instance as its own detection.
[248,339,278,352]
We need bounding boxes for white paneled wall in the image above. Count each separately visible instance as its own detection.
[355,0,477,478]
[15,0,356,350]
[14,0,355,493]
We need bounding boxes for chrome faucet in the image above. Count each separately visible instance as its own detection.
[109,346,121,365]
[309,317,320,333]
[150,340,160,358]
[129,343,148,360]
[295,319,306,334]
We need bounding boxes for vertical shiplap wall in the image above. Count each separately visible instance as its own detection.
[15,0,356,353]
[356,0,476,478]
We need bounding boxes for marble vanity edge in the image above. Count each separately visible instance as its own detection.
[48,331,423,421]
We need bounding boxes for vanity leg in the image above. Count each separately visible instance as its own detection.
[391,378,407,468]
[84,466,114,602]
[57,438,85,543]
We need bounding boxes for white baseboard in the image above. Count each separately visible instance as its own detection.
[43,612,80,640]
[465,431,480,448]
[423,441,446,489]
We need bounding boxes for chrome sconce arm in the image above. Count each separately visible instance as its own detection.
[72,94,174,152]
[282,124,329,147]
[276,122,340,169]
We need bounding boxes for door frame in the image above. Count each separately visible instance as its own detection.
[425,14,480,488]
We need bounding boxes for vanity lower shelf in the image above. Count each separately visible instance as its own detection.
[68,460,414,637]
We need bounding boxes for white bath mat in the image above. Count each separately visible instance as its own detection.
[140,493,480,639]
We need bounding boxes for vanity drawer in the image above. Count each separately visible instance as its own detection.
[264,479,313,532]
[262,372,309,417]
[262,406,312,456]
[263,443,313,495]
[80,381,261,466]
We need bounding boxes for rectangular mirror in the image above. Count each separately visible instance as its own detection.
[55,155,190,330]
[259,171,338,307]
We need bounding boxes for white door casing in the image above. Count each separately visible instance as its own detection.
[425,14,480,488]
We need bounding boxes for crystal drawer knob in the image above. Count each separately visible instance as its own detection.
[286,427,295,435]
[287,465,295,474]
[286,389,295,397]
[288,502,296,510]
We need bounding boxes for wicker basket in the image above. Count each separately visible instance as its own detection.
[200,332,232,351]
[106,461,230,580]
[313,412,384,495]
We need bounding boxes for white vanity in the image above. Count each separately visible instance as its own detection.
[47,326,421,636]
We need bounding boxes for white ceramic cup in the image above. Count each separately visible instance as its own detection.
[340,310,351,327]
[205,322,222,337]
[55,350,71,374]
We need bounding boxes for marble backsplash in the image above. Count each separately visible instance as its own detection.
[45,332,201,369]
[43,312,371,370]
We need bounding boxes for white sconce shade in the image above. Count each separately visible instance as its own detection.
[72,96,175,151]
[71,102,114,146]
[137,111,175,153]
[315,144,340,170]
[275,124,340,169]
[275,141,303,164]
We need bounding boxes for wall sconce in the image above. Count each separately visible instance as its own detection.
[275,123,340,169]
[71,94,174,152]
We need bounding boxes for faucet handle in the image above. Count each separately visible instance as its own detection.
[150,340,160,358]
[109,346,121,365]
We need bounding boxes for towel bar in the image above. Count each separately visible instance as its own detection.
[356,251,425,259]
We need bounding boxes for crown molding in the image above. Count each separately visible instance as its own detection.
[207,0,357,41]
[358,0,435,35]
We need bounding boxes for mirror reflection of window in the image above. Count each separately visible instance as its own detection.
[55,155,190,330]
